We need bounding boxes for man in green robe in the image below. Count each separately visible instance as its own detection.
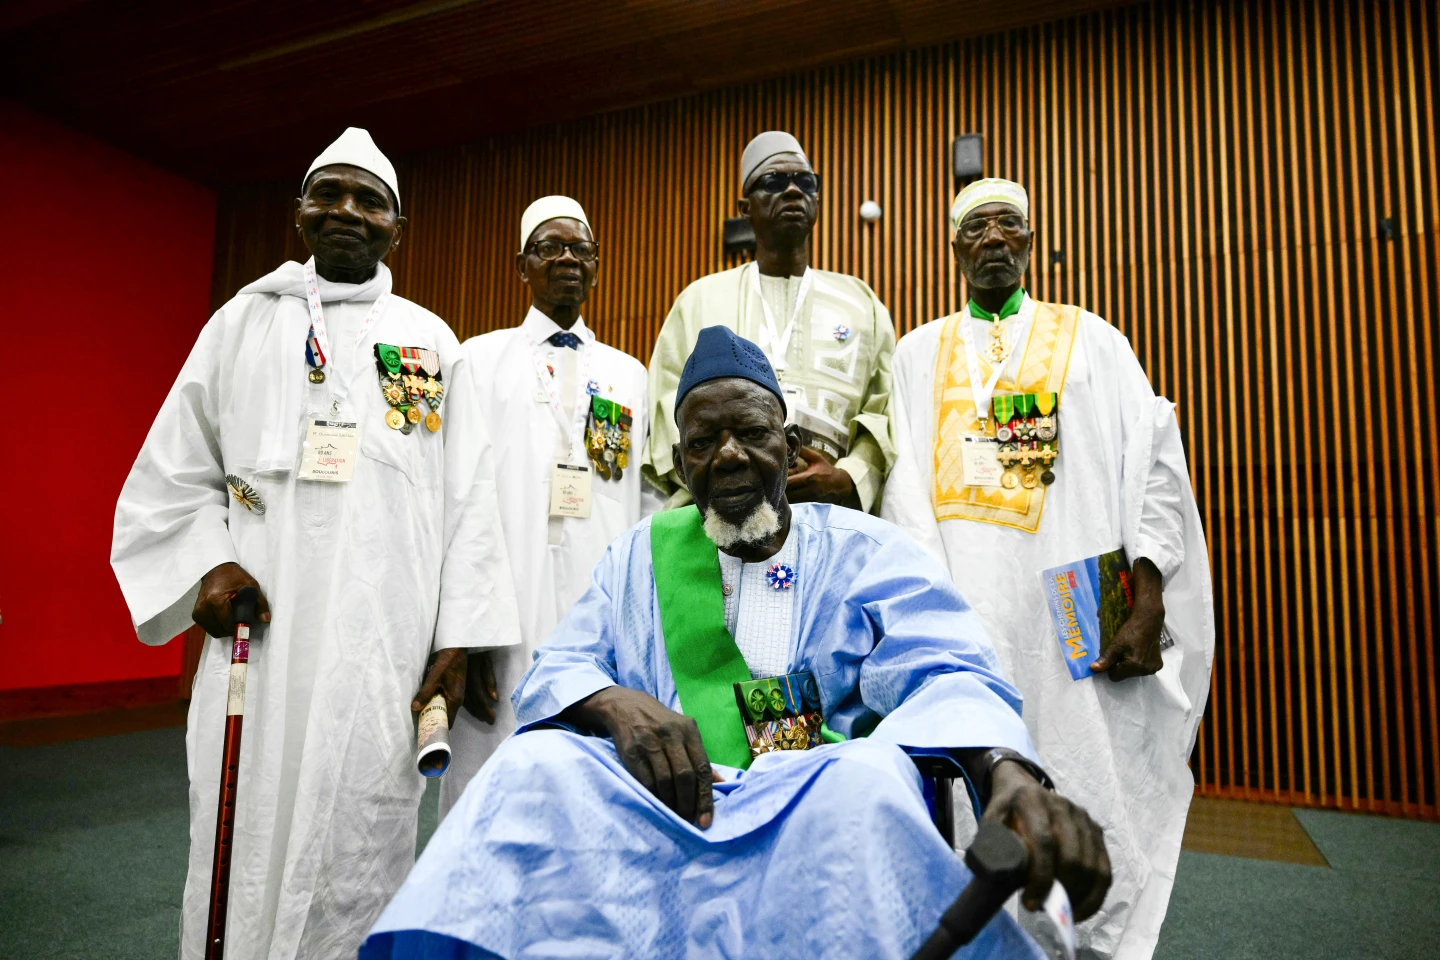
[642,131,895,513]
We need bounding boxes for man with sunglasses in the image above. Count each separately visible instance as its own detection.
[882,178,1216,959]
[439,195,655,817]
[643,131,896,515]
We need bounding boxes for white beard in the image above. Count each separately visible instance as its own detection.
[702,499,782,551]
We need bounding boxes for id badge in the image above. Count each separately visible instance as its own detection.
[549,462,592,519]
[298,419,360,482]
[961,436,1003,488]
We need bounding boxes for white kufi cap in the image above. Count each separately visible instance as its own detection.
[302,127,401,213]
[519,195,591,251]
[740,131,808,191]
[950,178,1029,235]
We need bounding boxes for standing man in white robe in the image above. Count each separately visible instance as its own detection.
[110,127,519,960]
[442,196,652,815]
[882,178,1215,960]
[643,131,896,514]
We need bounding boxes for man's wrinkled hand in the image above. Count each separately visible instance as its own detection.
[1090,609,1165,680]
[786,445,860,508]
[983,761,1111,922]
[463,650,500,724]
[562,686,716,829]
[193,562,271,638]
[412,649,467,726]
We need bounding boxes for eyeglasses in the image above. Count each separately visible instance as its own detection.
[528,239,600,262]
[748,171,822,196]
[957,213,1029,242]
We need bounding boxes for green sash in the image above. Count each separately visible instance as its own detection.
[650,506,754,768]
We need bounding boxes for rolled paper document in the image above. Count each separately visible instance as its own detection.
[415,693,452,778]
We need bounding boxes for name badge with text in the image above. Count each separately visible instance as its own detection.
[961,436,1004,488]
[549,462,592,519]
[299,420,360,482]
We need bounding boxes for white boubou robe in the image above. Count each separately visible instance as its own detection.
[881,295,1215,960]
[110,260,520,960]
[441,308,656,815]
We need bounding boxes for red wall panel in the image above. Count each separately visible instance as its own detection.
[0,101,215,691]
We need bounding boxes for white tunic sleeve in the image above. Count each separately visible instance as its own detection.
[434,346,522,651]
[1097,319,1189,582]
[111,312,239,646]
[878,327,947,564]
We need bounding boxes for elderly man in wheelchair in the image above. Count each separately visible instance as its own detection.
[363,328,1110,960]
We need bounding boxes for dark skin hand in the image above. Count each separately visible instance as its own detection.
[463,650,500,723]
[411,649,468,728]
[560,685,721,828]
[294,164,406,284]
[787,445,862,509]
[981,760,1112,921]
[952,200,1032,314]
[1091,557,1167,680]
[515,218,598,329]
[193,561,272,638]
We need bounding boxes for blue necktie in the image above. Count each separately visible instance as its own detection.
[548,331,581,350]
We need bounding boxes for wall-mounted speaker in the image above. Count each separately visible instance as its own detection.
[723,216,756,255]
[953,134,984,181]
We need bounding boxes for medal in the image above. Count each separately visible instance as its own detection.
[385,409,404,430]
[406,405,422,425]
[612,464,623,480]
[1022,470,1039,489]
[596,461,611,480]
[616,450,629,469]
[1036,416,1057,441]
[308,368,326,384]
[996,422,1013,442]
[425,411,442,432]
[1002,471,1019,489]
[1041,469,1056,485]
[384,382,405,404]
[224,474,266,514]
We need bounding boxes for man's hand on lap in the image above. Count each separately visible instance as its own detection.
[983,760,1111,922]
[193,562,271,638]
[786,446,861,509]
[412,650,467,726]
[563,686,716,829]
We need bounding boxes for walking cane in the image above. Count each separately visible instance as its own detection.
[204,585,259,960]
[909,821,1030,960]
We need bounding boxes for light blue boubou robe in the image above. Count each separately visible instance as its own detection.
[364,504,1047,959]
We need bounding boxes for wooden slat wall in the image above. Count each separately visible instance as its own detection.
[211,0,1439,819]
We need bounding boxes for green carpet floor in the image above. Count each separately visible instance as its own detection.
[2,726,1436,959]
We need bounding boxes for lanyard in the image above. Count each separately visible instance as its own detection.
[961,309,1035,426]
[525,332,593,463]
[749,263,813,373]
[303,258,388,411]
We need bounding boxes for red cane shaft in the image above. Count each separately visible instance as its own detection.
[204,586,257,960]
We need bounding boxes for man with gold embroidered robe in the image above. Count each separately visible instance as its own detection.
[643,131,895,513]
[882,179,1215,960]
[364,326,1116,960]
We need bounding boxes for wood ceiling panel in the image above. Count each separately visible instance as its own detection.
[0,0,1132,183]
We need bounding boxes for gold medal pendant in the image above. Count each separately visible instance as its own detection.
[308,368,326,384]
[385,408,405,430]
[1001,470,1020,490]
[1021,469,1039,489]
[425,411,442,432]
[406,406,423,425]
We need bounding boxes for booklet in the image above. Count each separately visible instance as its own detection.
[1039,547,1139,681]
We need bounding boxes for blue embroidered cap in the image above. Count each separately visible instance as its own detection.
[674,326,787,422]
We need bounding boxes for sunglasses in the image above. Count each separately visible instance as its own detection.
[748,171,821,196]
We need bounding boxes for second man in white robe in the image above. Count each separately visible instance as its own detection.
[442,196,653,814]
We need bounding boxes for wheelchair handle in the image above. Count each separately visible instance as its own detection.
[909,821,1030,960]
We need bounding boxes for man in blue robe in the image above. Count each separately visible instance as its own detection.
[363,327,1111,960]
